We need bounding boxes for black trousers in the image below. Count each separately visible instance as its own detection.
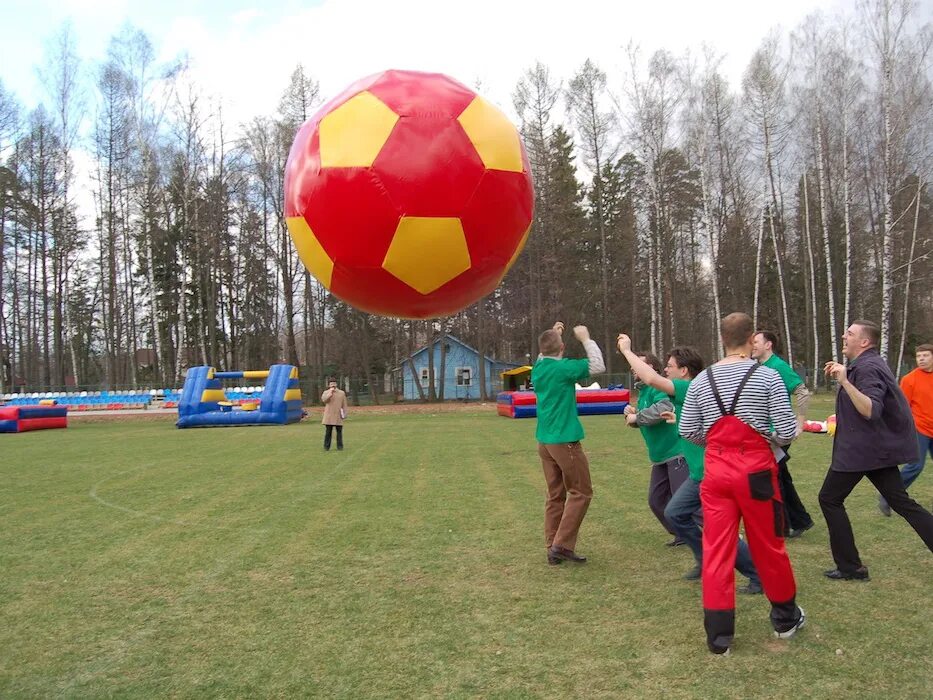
[818,465,933,573]
[777,447,813,531]
[324,424,343,450]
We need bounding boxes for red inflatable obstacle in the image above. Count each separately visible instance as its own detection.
[0,405,68,433]
[497,389,630,418]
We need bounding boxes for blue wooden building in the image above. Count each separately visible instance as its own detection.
[397,334,520,400]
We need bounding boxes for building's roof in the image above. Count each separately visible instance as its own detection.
[399,333,519,369]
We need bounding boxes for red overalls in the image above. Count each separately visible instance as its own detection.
[700,364,799,652]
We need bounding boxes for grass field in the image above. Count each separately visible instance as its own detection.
[1,398,931,698]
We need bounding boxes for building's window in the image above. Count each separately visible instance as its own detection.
[420,368,429,385]
[456,367,472,386]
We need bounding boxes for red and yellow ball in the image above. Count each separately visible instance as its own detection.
[284,70,534,319]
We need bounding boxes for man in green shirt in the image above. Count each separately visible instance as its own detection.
[532,322,606,565]
[618,334,762,593]
[752,330,814,537]
[624,352,689,545]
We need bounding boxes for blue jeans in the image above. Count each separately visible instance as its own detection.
[880,431,931,508]
[665,477,761,584]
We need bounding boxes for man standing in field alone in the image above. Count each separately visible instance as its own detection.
[532,321,605,566]
[321,378,348,451]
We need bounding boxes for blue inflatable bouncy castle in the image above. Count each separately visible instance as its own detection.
[176,365,304,428]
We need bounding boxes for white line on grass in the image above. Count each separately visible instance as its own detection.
[87,435,375,531]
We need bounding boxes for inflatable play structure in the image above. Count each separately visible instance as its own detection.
[497,388,631,419]
[176,365,304,428]
[0,405,68,433]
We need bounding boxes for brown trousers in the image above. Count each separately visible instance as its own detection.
[538,441,593,551]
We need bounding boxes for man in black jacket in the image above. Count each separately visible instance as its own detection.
[819,320,933,580]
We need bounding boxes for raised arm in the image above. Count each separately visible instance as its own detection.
[574,325,606,375]
[617,333,674,396]
[825,361,880,420]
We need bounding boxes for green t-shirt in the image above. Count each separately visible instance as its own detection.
[762,353,803,394]
[672,378,706,481]
[531,357,590,444]
[636,385,681,464]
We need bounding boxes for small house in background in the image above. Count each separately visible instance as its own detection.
[396,333,520,400]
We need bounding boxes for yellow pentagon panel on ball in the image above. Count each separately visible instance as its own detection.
[457,96,523,173]
[285,216,334,288]
[382,217,472,295]
[319,91,400,168]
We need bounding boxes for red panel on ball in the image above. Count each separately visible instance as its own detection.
[367,71,476,117]
[373,116,485,216]
[302,168,401,267]
[461,169,534,265]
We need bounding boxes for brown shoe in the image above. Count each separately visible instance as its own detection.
[548,545,587,564]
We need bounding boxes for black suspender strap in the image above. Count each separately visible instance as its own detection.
[729,363,760,415]
[707,362,760,417]
[706,366,729,418]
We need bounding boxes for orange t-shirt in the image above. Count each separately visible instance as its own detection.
[900,367,933,437]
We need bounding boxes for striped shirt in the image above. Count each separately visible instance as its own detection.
[678,359,797,446]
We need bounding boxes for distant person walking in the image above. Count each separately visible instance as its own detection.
[321,378,348,451]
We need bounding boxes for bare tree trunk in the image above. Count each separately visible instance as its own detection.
[802,172,821,386]
[895,177,923,375]
[816,116,839,362]
[752,194,765,327]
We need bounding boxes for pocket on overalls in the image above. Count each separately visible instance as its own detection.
[747,469,774,500]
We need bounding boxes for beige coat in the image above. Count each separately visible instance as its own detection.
[321,387,348,425]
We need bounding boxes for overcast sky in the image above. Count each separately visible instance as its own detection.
[3,0,871,127]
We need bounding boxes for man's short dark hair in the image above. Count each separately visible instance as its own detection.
[852,320,881,347]
[720,312,755,349]
[538,329,562,356]
[916,343,933,355]
[327,377,337,384]
[756,329,780,352]
[636,352,664,374]
[668,346,705,379]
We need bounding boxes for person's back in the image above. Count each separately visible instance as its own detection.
[678,312,803,655]
[530,322,604,566]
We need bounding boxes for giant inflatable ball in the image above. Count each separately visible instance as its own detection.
[284,70,534,319]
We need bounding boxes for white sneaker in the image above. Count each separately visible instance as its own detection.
[775,606,806,639]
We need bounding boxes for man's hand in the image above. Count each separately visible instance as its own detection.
[625,412,639,426]
[660,410,677,425]
[624,404,636,416]
[573,325,590,343]
[552,321,564,335]
[617,333,632,354]
[824,361,847,385]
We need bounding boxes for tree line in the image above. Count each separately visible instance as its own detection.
[1,0,930,400]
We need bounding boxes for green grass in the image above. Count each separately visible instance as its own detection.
[1,398,931,698]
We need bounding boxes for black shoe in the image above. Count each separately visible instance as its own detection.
[548,545,587,564]
[666,537,686,547]
[787,522,814,538]
[337,446,344,450]
[683,564,702,581]
[738,580,763,595]
[824,566,870,581]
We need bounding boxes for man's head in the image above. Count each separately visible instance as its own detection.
[538,329,564,357]
[842,320,880,361]
[751,330,779,360]
[720,312,755,352]
[666,346,705,380]
[916,344,933,372]
[327,378,338,389]
[636,352,664,375]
